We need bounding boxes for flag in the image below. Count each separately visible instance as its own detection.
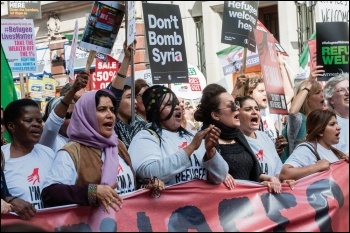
[216,45,260,76]
[297,32,316,79]
[1,44,18,108]
[1,44,18,142]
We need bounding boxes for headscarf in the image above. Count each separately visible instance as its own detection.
[201,118,261,182]
[67,90,118,185]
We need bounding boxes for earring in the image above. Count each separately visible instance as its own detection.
[319,133,323,137]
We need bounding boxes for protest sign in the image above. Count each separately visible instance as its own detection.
[316,22,349,81]
[143,2,188,84]
[221,1,259,52]
[1,161,348,232]
[317,1,349,22]
[254,29,288,115]
[80,1,125,55]
[92,55,119,90]
[1,19,37,73]
[67,20,79,81]
[7,1,41,19]
[42,71,56,99]
[127,1,136,46]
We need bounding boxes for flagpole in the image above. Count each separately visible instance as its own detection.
[241,47,248,74]
[19,73,26,99]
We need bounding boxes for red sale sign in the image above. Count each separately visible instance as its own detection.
[91,55,119,90]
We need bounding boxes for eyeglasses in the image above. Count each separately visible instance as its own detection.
[218,101,240,111]
[334,87,349,95]
[65,112,73,119]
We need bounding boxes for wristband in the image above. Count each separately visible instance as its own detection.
[88,184,99,208]
[60,99,70,107]
[117,72,126,78]
[302,87,310,92]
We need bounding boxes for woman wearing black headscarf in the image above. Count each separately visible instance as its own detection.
[194,84,282,193]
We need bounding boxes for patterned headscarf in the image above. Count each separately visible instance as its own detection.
[67,90,118,185]
[142,85,192,140]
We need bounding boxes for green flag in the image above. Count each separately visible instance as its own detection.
[1,44,18,142]
[299,32,316,68]
[1,44,18,108]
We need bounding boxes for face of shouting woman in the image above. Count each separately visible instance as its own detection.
[159,94,182,132]
[239,99,261,137]
[211,92,240,128]
[96,96,116,138]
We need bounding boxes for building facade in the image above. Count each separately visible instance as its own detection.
[1,1,331,94]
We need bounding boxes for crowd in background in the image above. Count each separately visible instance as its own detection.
[1,43,349,222]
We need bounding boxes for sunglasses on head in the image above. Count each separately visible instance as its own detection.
[65,112,73,119]
[218,100,240,111]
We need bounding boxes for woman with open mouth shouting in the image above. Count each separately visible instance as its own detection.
[128,85,230,188]
[195,84,282,193]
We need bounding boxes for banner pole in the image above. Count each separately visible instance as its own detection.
[85,50,96,91]
[241,47,247,74]
[19,73,25,98]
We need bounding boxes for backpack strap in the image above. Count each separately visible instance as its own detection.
[298,143,321,161]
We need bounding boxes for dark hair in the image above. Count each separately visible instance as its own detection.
[95,89,118,114]
[142,85,192,138]
[235,96,258,107]
[4,99,39,138]
[194,83,226,122]
[243,76,264,96]
[135,79,149,96]
[306,109,345,159]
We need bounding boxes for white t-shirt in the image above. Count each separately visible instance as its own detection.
[43,150,135,196]
[1,144,55,209]
[128,129,228,186]
[244,131,283,176]
[285,142,340,168]
[334,115,349,153]
[260,108,278,141]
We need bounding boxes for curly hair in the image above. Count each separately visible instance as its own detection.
[194,83,226,123]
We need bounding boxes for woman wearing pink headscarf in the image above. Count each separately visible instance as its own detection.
[42,89,123,212]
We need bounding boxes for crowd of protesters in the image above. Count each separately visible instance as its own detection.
[1,43,349,220]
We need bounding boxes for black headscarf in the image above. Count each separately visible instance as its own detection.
[201,119,261,182]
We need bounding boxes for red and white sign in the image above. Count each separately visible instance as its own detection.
[91,55,119,90]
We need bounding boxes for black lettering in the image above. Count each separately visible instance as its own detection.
[218,197,253,231]
[119,175,127,189]
[260,193,297,231]
[127,173,133,189]
[193,154,200,167]
[175,173,181,183]
[137,212,153,232]
[306,179,344,232]
[168,205,211,231]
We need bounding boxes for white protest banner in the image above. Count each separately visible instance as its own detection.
[1,19,37,73]
[127,1,136,46]
[68,20,79,80]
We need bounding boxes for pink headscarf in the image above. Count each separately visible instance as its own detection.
[67,90,118,185]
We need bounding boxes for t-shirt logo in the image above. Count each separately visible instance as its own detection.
[178,141,188,149]
[256,149,264,161]
[27,168,40,185]
[118,164,123,174]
